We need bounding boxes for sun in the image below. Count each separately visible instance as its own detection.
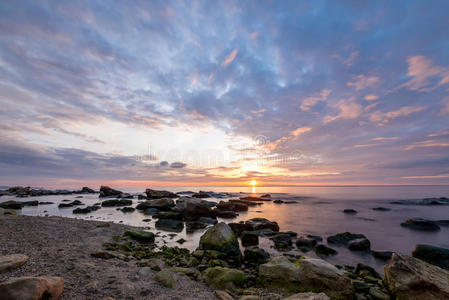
[251,180,257,186]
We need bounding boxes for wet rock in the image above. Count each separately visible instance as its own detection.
[0,254,28,273]
[213,210,238,218]
[136,198,175,211]
[282,292,330,300]
[199,222,241,257]
[217,201,248,212]
[101,199,132,207]
[368,287,390,300]
[192,191,211,198]
[202,267,246,290]
[348,238,371,251]
[0,276,64,300]
[154,211,183,220]
[271,233,293,250]
[401,218,440,231]
[372,207,391,211]
[306,235,323,241]
[273,199,284,204]
[240,196,271,202]
[343,209,357,214]
[58,203,74,208]
[73,206,100,214]
[80,186,96,194]
[412,244,449,270]
[246,218,279,232]
[145,188,178,199]
[352,280,370,293]
[260,194,271,198]
[244,247,270,264]
[355,263,381,279]
[0,201,23,210]
[155,269,176,288]
[296,236,317,248]
[372,250,393,261]
[22,200,39,207]
[229,222,253,236]
[391,197,449,205]
[99,186,123,197]
[155,219,184,232]
[124,230,155,243]
[327,232,366,245]
[241,231,259,247]
[119,206,135,213]
[143,208,159,215]
[138,194,147,200]
[384,253,449,299]
[436,220,449,226]
[315,244,338,257]
[38,201,54,205]
[185,198,216,217]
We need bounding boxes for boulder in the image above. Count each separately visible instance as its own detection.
[119,206,135,213]
[384,253,449,300]
[401,218,440,231]
[99,186,123,197]
[22,200,38,207]
[148,258,165,271]
[0,201,23,210]
[282,292,330,300]
[240,196,271,202]
[229,222,253,236]
[244,247,270,264]
[315,245,338,257]
[101,199,132,207]
[0,276,64,300]
[258,256,302,287]
[307,235,323,241]
[145,188,178,199]
[192,191,211,198]
[124,230,155,243]
[199,222,241,257]
[185,198,216,217]
[327,232,366,245]
[412,244,449,270]
[155,269,176,288]
[241,231,259,247]
[216,201,248,212]
[155,219,184,232]
[154,211,183,220]
[296,236,318,248]
[136,198,175,211]
[213,210,238,218]
[73,206,100,214]
[274,199,284,204]
[271,233,293,250]
[202,267,246,290]
[80,187,96,193]
[372,250,394,261]
[348,238,371,251]
[0,254,28,273]
[245,218,279,232]
[143,208,159,215]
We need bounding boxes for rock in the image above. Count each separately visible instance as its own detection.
[273,199,284,204]
[355,263,381,278]
[246,218,279,232]
[0,276,64,300]
[22,200,38,206]
[143,208,159,215]
[352,280,370,293]
[229,222,253,236]
[307,235,323,241]
[412,244,449,270]
[0,254,28,273]
[282,292,330,300]
[0,201,23,210]
[348,238,371,251]
[315,244,338,257]
[343,209,357,214]
[258,256,302,286]
[240,296,261,300]
[368,287,390,300]
[155,219,184,232]
[199,222,241,257]
[124,230,155,243]
[154,211,183,220]
[296,236,317,248]
[101,199,132,207]
[327,232,366,245]
[38,201,54,205]
[261,194,271,198]
[136,198,175,211]
[202,267,246,290]
[271,233,293,250]
[372,207,391,211]
[138,267,152,277]
[215,290,234,300]
[436,220,449,226]
[372,250,393,261]
[119,206,135,213]
[185,198,216,217]
[80,187,96,193]
[401,218,440,231]
[216,201,248,212]
[384,253,449,300]
[241,231,259,247]
[192,191,211,198]
[148,258,165,271]
[155,269,176,288]
[58,203,73,208]
[213,210,238,218]
[91,251,115,259]
[145,188,178,199]
[240,196,271,202]
[392,197,449,205]
[99,186,123,197]
[244,247,270,264]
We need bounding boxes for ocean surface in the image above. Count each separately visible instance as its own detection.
[4,185,449,273]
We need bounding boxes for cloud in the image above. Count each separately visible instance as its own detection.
[300,89,331,111]
[404,140,449,150]
[291,127,311,137]
[170,162,187,168]
[221,48,239,67]
[441,97,449,115]
[400,56,449,92]
[324,99,363,123]
[346,75,380,91]
[364,94,379,101]
[370,106,426,124]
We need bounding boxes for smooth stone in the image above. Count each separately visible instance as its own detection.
[138,267,152,276]
[0,276,64,300]
[246,218,279,232]
[315,244,338,257]
[0,254,29,273]
[412,244,449,270]
[244,247,270,264]
[136,198,175,211]
[348,238,371,251]
[145,188,178,199]
[99,186,123,197]
[327,232,366,245]
[101,199,132,207]
[400,218,440,231]
[372,207,391,211]
[155,219,184,232]
[229,223,253,236]
[199,222,241,257]
[296,236,317,248]
[124,230,155,243]
[0,201,23,209]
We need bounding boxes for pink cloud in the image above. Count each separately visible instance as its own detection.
[324,99,363,123]
[300,89,331,111]
[221,48,239,67]
[400,56,449,92]
[347,74,380,91]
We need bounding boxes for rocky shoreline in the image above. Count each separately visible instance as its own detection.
[1,186,449,299]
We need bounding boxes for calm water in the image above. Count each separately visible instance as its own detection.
[4,185,449,273]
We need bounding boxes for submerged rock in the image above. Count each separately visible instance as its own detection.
[348,238,371,251]
[246,218,279,232]
[101,199,132,207]
[199,222,241,257]
[0,276,64,300]
[0,254,28,274]
[315,245,338,257]
[327,232,366,245]
[192,191,211,198]
[73,206,100,214]
[241,231,259,247]
[145,188,178,199]
[270,233,293,251]
[401,218,440,231]
[343,209,357,214]
[372,207,391,211]
[296,236,318,248]
[384,253,449,300]
[412,244,449,270]
[229,222,253,236]
[155,219,184,232]
[0,201,23,210]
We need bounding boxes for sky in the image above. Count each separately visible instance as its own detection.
[0,0,449,188]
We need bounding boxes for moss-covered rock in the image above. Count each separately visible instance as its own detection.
[199,222,241,257]
[124,230,155,243]
[202,267,246,290]
[155,269,176,288]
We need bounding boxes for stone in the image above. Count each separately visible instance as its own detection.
[143,208,159,215]
[101,199,132,207]
[202,267,246,290]
[0,254,28,273]
[307,235,323,241]
[119,206,135,213]
[229,222,253,236]
[372,250,393,261]
[246,218,279,232]
[241,231,259,247]
[213,210,238,218]
[271,233,293,250]
[124,230,155,243]
[0,276,64,300]
[296,236,317,248]
[327,232,366,245]
[154,211,183,220]
[0,201,23,210]
[372,207,391,211]
[148,258,165,271]
[99,186,123,197]
[274,199,284,204]
[352,280,370,293]
[412,244,449,270]
[217,201,248,212]
[343,209,357,214]
[315,244,338,257]
[192,191,211,198]
[384,253,449,300]
[145,188,178,199]
[199,222,241,257]
[215,290,234,300]
[155,219,184,232]
[138,267,152,276]
[258,256,302,285]
[136,198,175,211]
[348,238,371,251]
[244,247,270,264]
[368,287,390,300]
[155,269,176,288]
[185,198,216,217]
[400,218,440,231]
[282,292,330,300]
[80,186,96,193]
[22,200,39,206]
